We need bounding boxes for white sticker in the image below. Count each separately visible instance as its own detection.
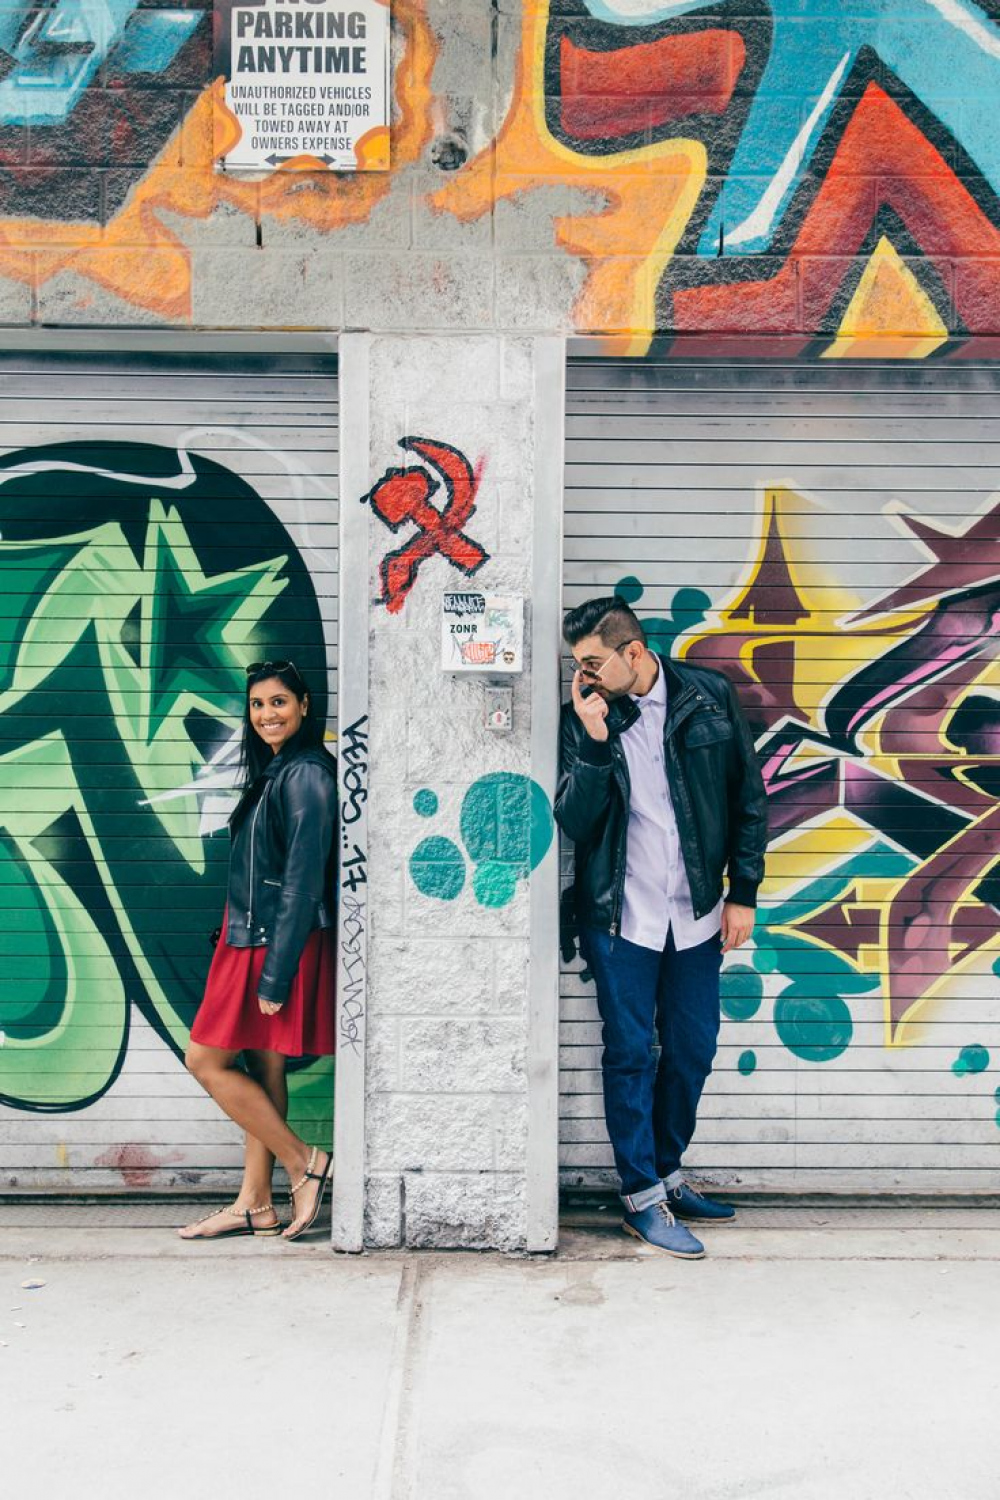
[217,0,391,172]
[442,593,524,674]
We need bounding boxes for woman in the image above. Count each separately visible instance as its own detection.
[180,660,337,1242]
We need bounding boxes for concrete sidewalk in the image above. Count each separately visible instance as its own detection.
[2,1206,998,1500]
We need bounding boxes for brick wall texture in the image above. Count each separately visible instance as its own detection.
[361,334,541,1248]
[0,1,996,354]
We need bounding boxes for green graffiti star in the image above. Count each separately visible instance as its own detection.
[142,501,287,743]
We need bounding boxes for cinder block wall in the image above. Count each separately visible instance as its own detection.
[357,333,551,1250]
[1,1,995,349]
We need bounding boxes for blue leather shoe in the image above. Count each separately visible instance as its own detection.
[667,1182,737,1224]
[622,1202,705,1259]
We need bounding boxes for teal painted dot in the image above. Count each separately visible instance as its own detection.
[413,789,438,818]
[753,944,780,975]
[615,576,643,605]
[992,956,1000,978]
[952,1044,990,1078]
[669,587,712,634]
[995,1085,1000,1104]
[409,836,465,901]
[996,1109,1000,1130]
[460,773,554,909]
[473,860,519,908]
[721,965,763,1022]
[773,991,853,1063]
[737,1050,757,1076]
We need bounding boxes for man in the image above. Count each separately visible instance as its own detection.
[556,596,767,1259]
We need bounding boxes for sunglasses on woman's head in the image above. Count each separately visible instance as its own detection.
[245,659,299,678]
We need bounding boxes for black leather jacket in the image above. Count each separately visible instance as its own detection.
[225,745,338,1005]
[555,656,767,937]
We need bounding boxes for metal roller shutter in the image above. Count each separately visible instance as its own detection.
[563,359,1000,1195]
[0,351,338,1192]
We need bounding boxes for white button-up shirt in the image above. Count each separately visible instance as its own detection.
[619,662,723,952]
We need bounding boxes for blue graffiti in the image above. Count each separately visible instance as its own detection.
[581,1,711,20]
[584,0,1000,258]
[0,1,199,126]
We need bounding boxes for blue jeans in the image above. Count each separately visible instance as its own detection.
[583,926,722,1204]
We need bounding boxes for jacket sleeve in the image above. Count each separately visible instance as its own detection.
[257,760,336,1005]
[554,704,615,845]
[723,678,768,908]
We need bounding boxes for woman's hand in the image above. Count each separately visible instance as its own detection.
[258,996,282,1016]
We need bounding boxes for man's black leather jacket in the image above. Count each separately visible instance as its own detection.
[555,656,767,937]
[225,745,338,1005]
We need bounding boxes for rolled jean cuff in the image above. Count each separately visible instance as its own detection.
[621,1181,667,1213]
[663,1170,684,1191]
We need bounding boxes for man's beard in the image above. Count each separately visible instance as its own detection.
[596,674,638,701]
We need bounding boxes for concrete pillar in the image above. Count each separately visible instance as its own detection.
[334,333,563,1251]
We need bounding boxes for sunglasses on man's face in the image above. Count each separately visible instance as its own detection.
[245,659,298,678]
[571,639,639,682]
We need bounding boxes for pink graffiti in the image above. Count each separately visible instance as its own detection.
[94,1143,183,1188]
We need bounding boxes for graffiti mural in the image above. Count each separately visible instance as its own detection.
[0,3,200,128]
[595,476,1000,1084]
[409,774,554,908]
[1,0,998,344]
[0,440,332,1140]
[557,355,1000,1188]
[434,0,1000,354]
[0,0,435,316]
[680,484,1000,1046]
[363,436,489,614]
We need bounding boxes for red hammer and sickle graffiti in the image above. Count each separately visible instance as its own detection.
[362,436,489,613]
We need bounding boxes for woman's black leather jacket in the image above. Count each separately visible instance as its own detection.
[555,657,767,938]
[225,745,338,1005]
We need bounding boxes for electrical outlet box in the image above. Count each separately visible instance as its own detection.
[485,686,513,733]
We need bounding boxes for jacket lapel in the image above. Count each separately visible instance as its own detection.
[659,655,699,738]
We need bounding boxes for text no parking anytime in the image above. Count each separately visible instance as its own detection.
[216,0,390,171]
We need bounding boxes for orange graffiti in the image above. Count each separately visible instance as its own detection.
[430,3,707,356]
[0,2,436,320]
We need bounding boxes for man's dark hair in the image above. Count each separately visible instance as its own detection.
[562,595,647,649]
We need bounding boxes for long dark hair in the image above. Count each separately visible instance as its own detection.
[238,661,330,790]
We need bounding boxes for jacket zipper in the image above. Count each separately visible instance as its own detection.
[246,785,268,931]
[609,742,629,944]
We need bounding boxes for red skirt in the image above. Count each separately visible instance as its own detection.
[190,915,336,1058]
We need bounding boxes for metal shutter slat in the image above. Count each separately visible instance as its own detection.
[561,359,1000,1196]
[0,352,338,1190]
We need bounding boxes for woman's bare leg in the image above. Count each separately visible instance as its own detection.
[179,1050,289,1238]
[178,1042,327,1239]
[241,1049,288,1206]
[185,1041,306,1168]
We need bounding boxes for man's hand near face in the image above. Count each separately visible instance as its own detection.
[571,670,610,742]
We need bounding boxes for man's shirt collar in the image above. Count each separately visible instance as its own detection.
[631,657,666,709]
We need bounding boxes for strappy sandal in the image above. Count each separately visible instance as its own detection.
[284,1147,333,1241]
[179,1202,282,1240]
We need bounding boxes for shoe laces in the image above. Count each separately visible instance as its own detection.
[655,1202,677,1227]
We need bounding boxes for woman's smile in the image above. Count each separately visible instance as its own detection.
[249,678,308,753]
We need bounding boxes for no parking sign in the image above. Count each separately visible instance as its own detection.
[215,0,391,171]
